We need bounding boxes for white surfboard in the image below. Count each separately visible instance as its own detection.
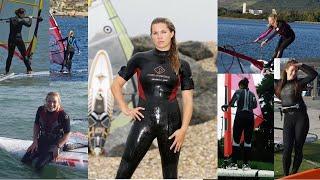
[0,71,50,82]
[218,168,274,178]
[0,132,88,171]
[88,50,114,155]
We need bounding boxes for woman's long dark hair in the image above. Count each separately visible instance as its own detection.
[151,17,180,74]
[275,59,300,99]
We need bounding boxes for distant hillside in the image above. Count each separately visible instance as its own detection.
[252,0,320,11]
[219,0,320,11]
[219,0,260,9]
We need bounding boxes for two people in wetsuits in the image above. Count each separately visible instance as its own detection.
[59,30,80,73]
[222,78,257,170]
[21,92,71,170]
[275,60,318,176]
[255,14,295,68]
[111,17,194,178]
[5,8,43,74]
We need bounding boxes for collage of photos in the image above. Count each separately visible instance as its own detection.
[0,0,319,179]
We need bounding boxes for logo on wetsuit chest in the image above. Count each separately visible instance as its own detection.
[154,66,166,74]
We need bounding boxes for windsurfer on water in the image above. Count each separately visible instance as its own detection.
[21,92,71,171]
[221,78,257,170]
[59,30,80,73]
[254,14,295,68]
[5,8,43,74]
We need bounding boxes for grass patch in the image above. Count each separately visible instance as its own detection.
[274,140,320,178]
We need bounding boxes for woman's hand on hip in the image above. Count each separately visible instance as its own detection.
[169,128,187,153]
[123,107,145,121]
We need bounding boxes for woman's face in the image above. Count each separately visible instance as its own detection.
[151,23,174,51]
[46,96,59,112]
[286,64,298,80]
[268,17,276,27]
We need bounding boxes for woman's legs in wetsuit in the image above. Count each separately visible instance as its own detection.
[116,120,156,178]
[116,109,181,179]
[232,111,254,165]
[267,36,295,68]
[5,42,16,73]
[21,140,56,171]
[66,51,74,72]
[6,40,32,73]
[282,111,309,175]
[15,39,32,72]
[272,36,295,59]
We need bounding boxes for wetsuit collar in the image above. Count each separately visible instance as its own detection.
[153,48,169,58]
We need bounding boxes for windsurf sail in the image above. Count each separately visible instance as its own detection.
[218,46,264,71]
[0,0,43,61]
[89,0,137,108]
[219,74,264,157]
[49,12,65,65]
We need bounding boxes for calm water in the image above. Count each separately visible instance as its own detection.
[218,18,320,73]
[50,16,88,82]
[0,78,87,178]
[0,9,87,178]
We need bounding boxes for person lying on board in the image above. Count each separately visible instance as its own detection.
[222,78,257,171]
[21,92,71,171]
[58,30,80,73]
[4,8,43,75]
[254,14,295,68]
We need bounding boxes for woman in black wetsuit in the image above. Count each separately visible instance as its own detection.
[59,30,80,72]
[254,14,295,67]
[275,60,318,176]
[222,78,257,170]
[5,8,42,74]
[111,17,194,178]
[21,92,71,171]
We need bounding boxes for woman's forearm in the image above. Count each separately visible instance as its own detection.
[111,77,128,111]
[33,124,40,142]
[58,132,71,147]
[181,90,193,131]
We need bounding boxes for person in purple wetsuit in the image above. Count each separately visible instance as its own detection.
[254,14,295,67]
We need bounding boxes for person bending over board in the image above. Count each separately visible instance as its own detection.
[222,78,257,170]
[254,14,295,68]
[5,8,43,74]
[21,92,71,171]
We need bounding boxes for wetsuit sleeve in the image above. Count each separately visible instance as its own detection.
[60,112,71,134]
[298,64,318,86]
[255,27,273,42]
[21,17,32,27]
[58,37,68,42]
[34,106,42,125]
[265,31,277,43]
[74,39,79,51]
[118,55,139,81]
[229,90,239,107]
[180,60,194,90]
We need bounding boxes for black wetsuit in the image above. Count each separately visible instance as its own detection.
[5,16,32,73]
[21,106,70,170]
[59,36,79,71]
[271,20,295,62]
[229,88,257,164]
[116,49,194,178]
[275,64,318,175]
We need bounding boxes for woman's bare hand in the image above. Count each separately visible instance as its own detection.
[169,128,187,153]
[27,141,38,153]
[123,107,145,121]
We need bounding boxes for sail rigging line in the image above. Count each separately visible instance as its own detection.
[219,45,245,73]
